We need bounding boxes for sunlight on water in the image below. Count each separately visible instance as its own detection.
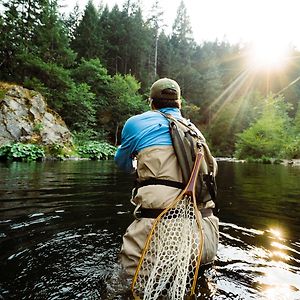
[270,250,290,261]
[263,284,296,300]
[268,228,284,240]
[253,226,300,299]
[218,221,300,299]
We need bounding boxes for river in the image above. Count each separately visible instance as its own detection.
[0,160,299,299]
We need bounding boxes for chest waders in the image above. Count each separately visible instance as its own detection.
[132,151,205,299]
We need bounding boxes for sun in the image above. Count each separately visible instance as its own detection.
[248,37,289,70]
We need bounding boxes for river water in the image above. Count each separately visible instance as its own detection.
[0,160,299,299]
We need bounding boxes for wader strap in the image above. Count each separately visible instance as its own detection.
[136,178,185,190]
[137,207,213,219]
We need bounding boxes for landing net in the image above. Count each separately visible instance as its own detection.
[131,191,204,299]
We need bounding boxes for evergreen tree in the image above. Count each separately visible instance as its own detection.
[169,1,198,98]
[63,3,80,41]
[99,4,124,74]
[71,0,103,60]
[99,2,153,87]
[0,0,46,81]
[156,31,172,77]
[171,0,194,53]
[126,4,153,86]
[32,0,76,66]
[71,58,111,101]
[146,0,164,80]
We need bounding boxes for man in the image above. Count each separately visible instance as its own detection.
[115,78,219,277]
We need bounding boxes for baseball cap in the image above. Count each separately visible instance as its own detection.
[150,78,181,100]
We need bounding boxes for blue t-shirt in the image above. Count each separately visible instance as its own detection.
[114,108,182,173]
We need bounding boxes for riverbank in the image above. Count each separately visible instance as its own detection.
[216,157,300,167]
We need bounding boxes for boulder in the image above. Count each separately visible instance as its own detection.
[0,84,72,147]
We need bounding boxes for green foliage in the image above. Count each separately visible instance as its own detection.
[0,143,45,161]
[108,74,146,114]
[23,77,51,99]
[281,136,300,159]
[76,141,116,160]
[71,58,111,103]
[20,54,72,90]
[63,83,96,132]
[0,89,6,100]
[71,0,103,60]
[101,73,147,144]
[33,0,76,67]
[0,0,75,84]
[44,143,73,160]
[205,92,266,156]
[32,122,44,133]
[235,95,293,159]
[72,129,108,145]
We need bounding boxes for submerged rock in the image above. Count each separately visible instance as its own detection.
[0,83,72,147]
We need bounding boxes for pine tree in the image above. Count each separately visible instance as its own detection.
[99,4,124,74]
[146,0,164,80]
[99,1,153,87]
[0,0,46,81]
[63,3,80,41]
[32,0,76,66]
[71,0,103,60]
[168,1,199,100]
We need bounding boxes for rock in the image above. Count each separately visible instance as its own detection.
[216,157,246,163]
[281,159,300,167]
[0,84,72,147]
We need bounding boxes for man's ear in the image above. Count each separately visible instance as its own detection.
[178,99,182,109]
[149,99,155,110]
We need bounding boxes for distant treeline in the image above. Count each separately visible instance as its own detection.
[0,0,299,159]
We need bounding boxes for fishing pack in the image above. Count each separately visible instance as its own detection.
[158,111,217,204]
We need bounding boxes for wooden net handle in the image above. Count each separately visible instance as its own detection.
[184,151,203,196]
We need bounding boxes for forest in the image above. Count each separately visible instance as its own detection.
[0,0,299,160]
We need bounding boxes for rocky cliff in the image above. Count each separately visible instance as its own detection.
[0,83,72,147]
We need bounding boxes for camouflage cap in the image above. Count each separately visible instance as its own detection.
[150,78,181,100]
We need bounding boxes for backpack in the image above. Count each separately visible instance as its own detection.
[158,111,217,204]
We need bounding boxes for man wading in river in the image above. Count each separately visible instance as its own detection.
[114,78,219,298]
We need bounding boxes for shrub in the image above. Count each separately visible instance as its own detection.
[72,129,108,145]
[44,143,74,160]
[282,135,300,159]
[76,141,116,160]
[0,143,45,161]
[235,95,292,159]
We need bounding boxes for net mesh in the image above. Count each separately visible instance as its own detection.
[132,194,204,300]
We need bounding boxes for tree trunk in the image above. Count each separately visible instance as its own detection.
[114,122,119,146]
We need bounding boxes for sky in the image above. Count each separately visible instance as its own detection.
[61,0,300,48]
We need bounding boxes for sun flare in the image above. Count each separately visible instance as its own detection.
[248,38,289,70]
